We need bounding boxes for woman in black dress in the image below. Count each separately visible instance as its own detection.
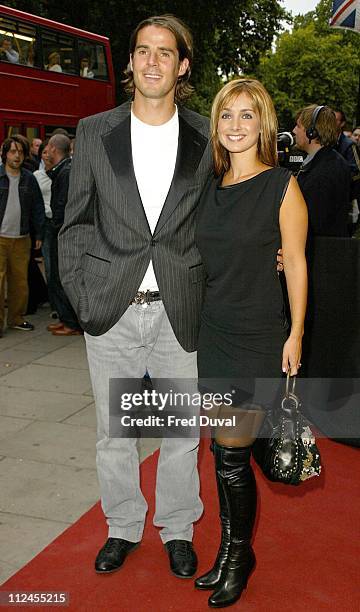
[194,79,308,607]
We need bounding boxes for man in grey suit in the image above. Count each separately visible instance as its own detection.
[58,15,212,577]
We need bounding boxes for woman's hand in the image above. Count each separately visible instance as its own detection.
[282,334,302,376]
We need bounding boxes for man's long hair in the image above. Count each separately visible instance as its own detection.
[1,136,25,165]
[122,14,194,103]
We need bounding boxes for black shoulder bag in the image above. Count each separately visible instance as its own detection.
[252,374,322,485]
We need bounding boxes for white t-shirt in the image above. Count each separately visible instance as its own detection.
[34,169,52,218]
[48,64,62,72]
[131,107,179,291]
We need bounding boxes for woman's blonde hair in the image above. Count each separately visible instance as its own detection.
[211,78,278,176]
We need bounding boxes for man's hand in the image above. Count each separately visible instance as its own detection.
[35,240,42,250]
[277,248,283,272]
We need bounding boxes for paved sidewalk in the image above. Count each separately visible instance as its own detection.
[0,308,160,584]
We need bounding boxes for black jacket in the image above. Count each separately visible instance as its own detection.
[58,102,212,347]
[297,147,350,237]
[0,165,45,240]
[48,157,71,229]
[336,132,358,171]
[335,133,360,200]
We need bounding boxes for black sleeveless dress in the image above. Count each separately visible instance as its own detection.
[196,167,292,405]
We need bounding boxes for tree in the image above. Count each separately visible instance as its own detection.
[292,0,333,33]
[257,0,360,128]
[4,0,289,114]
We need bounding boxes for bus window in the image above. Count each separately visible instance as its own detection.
[2,125,40,140]
[78,39,108,80]
[42,29,76,74]
[0,6,115,143]
[0,14,38,67]
[5,125,21,138]
[25,126,41,141]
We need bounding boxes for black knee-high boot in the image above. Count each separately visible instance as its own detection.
[208,442,257,609]
[195,441,231,589]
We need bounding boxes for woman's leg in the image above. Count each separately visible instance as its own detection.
[208,406,265,608]
[195,439,231,590]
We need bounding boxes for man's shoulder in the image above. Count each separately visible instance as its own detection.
[61,159,72,173]
[20,167,37,183]
[178,106,210,134]
[57,158,72,178]
[314,146,345,164]
[325,147,350,170]
[20,167,33,177]
[50,158,71,183]
[80,102,131,131]
[339,133,354,149]
[33,169,43,180]
[337,133,357,157]
[312,147,350,178]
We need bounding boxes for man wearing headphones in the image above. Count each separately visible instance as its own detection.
[293,104,350,236]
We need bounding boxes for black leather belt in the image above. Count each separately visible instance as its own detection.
[131,290,161,305]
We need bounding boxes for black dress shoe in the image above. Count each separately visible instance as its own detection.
[165,540,197,578]
[95,538,140,573]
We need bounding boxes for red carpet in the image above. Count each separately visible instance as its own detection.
[1,438,359,611]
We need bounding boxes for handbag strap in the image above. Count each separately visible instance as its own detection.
[282,372,300,413]
[285,371,296,396]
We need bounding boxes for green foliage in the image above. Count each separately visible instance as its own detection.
[257,1,360,128]
[293,0,332,33]
[3,0,288,114]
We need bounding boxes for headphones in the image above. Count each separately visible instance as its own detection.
[306,105,325,143]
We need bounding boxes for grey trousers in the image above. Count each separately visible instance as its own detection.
[85,301,203,543]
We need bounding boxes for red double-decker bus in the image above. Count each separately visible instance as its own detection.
[0,4,116,142]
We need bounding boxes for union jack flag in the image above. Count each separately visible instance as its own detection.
[330,0,360,32]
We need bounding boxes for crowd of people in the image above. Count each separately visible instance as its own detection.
[1,12,360,609]
[0,130,80,337]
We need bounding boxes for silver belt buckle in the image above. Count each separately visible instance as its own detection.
[134,291,147,304]
[133,290,151,307]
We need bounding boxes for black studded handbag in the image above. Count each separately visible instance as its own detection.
[252,374,322,485]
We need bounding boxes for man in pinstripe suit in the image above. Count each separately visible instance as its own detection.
[59,15,212,578]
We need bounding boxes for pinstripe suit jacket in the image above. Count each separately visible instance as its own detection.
[58,101,212,351]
